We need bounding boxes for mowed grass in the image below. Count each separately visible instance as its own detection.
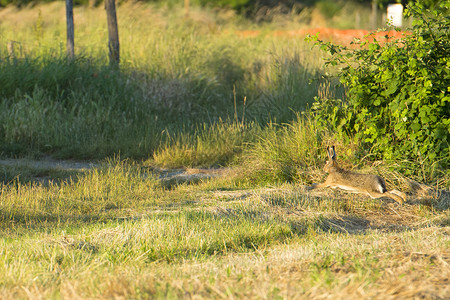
[0,161,449,299]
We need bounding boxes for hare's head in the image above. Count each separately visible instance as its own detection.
[323,145,339,173]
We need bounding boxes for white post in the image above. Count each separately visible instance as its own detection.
[387,4,403,27]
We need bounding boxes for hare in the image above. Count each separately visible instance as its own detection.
[308,146,406,204]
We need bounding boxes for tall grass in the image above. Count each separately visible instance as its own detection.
[152,121,264,168]
[233,116,329,185]
[0,160,158,232]
[0,2,324,160]
[1,2,448,186]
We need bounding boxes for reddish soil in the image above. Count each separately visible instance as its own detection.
[233,27,409,45]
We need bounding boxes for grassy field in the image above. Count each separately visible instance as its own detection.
[0,1,324,160]
[0,2,449,299]
[0,160,449,298]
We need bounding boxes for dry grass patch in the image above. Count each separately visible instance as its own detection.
[0,161,448,299]
[0,185,449,299]
[4,227,445,299]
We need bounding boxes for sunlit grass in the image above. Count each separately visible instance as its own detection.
[0,155,449,299]
[152,121,264,168]
[0,160,159,233]
[0,2,324,160]
[0,3,449,299]
[0,164,448,299]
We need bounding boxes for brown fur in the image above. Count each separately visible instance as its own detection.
[309,146,406,204]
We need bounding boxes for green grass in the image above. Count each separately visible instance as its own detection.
[0,163,81,185]
[152,121,264,168]
[0,2,323,160]
[0,160,448,298]
[0,2,449,299]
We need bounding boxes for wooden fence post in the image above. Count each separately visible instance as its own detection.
[66,0,75,59]
[184,0,190,18]
[105,0,120,66]
[7,41,15,60]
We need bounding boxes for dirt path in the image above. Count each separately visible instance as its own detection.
[0,157,227,186]
[0,157,98,171]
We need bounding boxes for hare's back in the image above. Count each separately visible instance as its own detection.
[330,171,386,193]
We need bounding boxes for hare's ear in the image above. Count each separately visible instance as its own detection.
[326,146,333,160]
[329,145,336,160]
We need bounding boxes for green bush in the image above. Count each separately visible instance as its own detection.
[309,1,450,178]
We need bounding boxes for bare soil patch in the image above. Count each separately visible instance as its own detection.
[0,157,98,171]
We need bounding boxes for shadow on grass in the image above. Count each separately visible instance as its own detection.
[0,169,87,186]
[1,180,448,242]
[287,213,438,237]
[0,158,97,186]
[265,190,449,235]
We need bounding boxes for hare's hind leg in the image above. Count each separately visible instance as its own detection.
[367,191,403,204]
[384,192,404,204]
[388,190,406,203]
[390,189,406,202]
